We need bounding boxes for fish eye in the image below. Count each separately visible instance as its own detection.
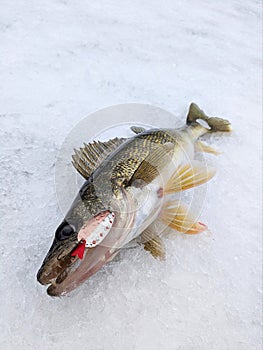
[55,222,75,240]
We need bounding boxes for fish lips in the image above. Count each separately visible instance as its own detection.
[37,237,79,287]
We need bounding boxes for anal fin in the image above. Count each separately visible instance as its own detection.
[195,141,221,156]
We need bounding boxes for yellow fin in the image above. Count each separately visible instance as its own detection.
[160,201,208,234]
[164,161,216,194]
[195,141,221,156]
[139,226,166,260]
[72,137,126,179]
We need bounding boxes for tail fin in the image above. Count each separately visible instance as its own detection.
[186,103,232,132]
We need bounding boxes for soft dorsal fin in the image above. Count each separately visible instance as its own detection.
[72,137,126,179]
[130,126,146,134]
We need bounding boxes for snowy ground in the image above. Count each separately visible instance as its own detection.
[0,1,262,349]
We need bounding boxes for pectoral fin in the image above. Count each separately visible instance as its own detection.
[130,142,174,185]
[160,201,207,234]
[164,161,216,194]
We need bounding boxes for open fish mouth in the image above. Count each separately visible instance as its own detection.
[39,204,136,296]
[45,257,83,296]
[37,244,105,296]
[37,210,114,287]
[38,207,134,296]
[37,251,79,286]
[37,241,91,296]
[44,244,120,297]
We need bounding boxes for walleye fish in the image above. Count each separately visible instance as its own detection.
[37,103,231,296]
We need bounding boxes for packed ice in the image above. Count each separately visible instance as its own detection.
[0,0,262,349]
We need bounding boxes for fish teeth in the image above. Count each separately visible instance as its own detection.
[56,269,68,284]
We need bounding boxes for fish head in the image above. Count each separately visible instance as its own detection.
[36,219,79,287]
[36,182,137,296]
[37,134,177,296]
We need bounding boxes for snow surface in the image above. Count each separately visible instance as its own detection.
[0,1,262,349]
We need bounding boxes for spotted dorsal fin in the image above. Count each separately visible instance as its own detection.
[72,137,126,179]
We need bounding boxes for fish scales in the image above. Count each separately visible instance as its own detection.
[37,103,232,296]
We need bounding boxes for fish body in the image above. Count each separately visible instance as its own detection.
[37,103,231,296]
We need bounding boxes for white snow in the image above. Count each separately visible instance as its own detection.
[0,1,262,349]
